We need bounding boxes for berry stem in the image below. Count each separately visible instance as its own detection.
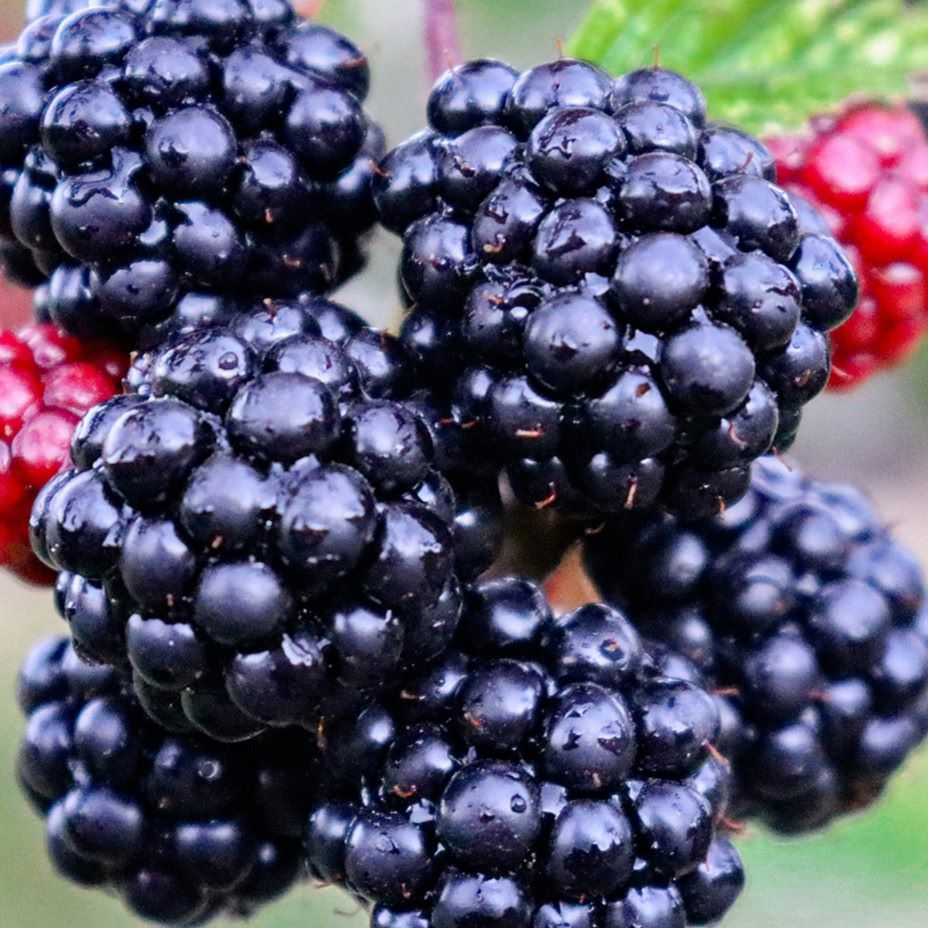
[423,0,463,82]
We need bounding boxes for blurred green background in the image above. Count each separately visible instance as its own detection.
[0,0,927,926]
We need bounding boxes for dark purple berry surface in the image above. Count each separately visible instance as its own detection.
[31,297,503,741]
[16,635,315,924]
[584,455,928,833]
[305,577,746,928]
[0,0,381,341]
[375,60,858,519]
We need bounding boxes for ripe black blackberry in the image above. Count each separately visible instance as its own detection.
[305,578,746,928]
[0,239,44,287]
[374,60,858,519]
[31,297,501,741]
[16,635,316,924]
[0,40,45,287]
[584,455,928,834]
[0,0,380,339]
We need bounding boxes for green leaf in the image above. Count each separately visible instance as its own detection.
[567,0,928,134]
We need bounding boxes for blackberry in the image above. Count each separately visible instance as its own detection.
[0,238,45,288]
[32,298,501,741]
[0,0,380,340]
[16,635,316,924]
[768,105,928,389]
[0,35,45,287]
[305,578,745,928]
[374,61,857,519]
[584,455,928,834]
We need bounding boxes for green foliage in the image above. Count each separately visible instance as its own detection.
[568,0,928,133]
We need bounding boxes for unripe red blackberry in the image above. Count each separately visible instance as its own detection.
[374,60,857,520]
[768,104,928,388]
[0,321,125,585]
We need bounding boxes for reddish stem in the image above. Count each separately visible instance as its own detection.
[423,0,463,82]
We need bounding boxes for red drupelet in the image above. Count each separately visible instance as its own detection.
[0,324,125,585]
[769,105,928,390]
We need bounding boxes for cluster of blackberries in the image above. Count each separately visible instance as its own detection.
[3,12,925,927]
[0,0,380,339]
[306,578,745,928]
[585,456,928,834]
[375,59,858,519]
[16,635,316,924]
[31,296,502,742]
